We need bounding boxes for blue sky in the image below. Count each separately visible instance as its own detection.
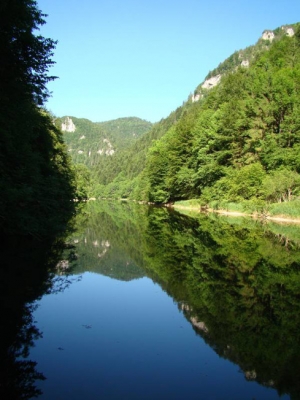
[38,0,300,123]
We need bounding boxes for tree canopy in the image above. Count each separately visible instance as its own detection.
[91,23,300,211]
[0,0,76,238]
[0,0,57,105]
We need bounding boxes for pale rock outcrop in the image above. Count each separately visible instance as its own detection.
[61,117,76,132]
[56,259,69,270]
[97,138,115,156]
[283,26,294,37]
[241,59,249,67]
[245,370,257,380]
[262,30,275,41]
[192,93,201,103]
[190,317,209,333]
[202,74,222,89]
[98,249,108,258]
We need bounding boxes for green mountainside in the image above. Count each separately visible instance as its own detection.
[54,116,152,168]
[195,25,296,95]
[86,23,300,214]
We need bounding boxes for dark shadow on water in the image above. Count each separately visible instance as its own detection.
[0,235,75,399]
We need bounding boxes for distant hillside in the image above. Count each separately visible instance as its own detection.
[54,116,152,167]
[92,105,185,187]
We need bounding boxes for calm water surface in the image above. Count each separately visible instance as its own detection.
[23,202,300,398]
[32,273,285,400]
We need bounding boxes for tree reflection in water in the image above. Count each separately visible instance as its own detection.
[2,200,300,399]
[0,236,75,399]
[70,201,300,399]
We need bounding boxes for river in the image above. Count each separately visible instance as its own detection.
[3,201,300,399]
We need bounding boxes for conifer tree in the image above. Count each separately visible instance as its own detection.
[0,0,76,237]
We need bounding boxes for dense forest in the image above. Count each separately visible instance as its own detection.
[2,0,300,233]
[0,0,77,238]
[55,116,152,168]
[85,23,300,217]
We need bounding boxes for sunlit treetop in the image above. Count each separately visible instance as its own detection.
[0,0,57,105]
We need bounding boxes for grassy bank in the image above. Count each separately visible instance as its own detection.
[173,199,300,224]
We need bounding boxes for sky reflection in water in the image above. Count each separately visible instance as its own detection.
[31,270,286,400]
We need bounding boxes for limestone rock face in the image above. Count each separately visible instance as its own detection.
[201,74,222,89]
[61,117,76,132]
[192,93,201,103]
[241,59,249,67]
[262,30,275,41]
[283,26,294,37]
[96,139,115,156]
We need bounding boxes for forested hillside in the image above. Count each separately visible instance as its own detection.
[55,116,152,167]
[92,23,300,215]
[92,105,185,197]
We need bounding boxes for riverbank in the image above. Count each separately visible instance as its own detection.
[173,204,300,224]
[95,197,300,224]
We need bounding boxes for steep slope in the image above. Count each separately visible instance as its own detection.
[192,25,296,99]
[92,105,185,187]
[93,23,300,208]
[143,23,300,207]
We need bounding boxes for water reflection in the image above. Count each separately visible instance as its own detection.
[66,201,300,399]
[69,201,146,280]
[0,236,74,399]
[3,201,300,399]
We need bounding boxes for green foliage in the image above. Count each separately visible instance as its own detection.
[91,105,186,195]
[57,116,152,169]
[269,200,300,217]
[212,163,266,202]
[262,168,300,202]
[78,23,300,213]
[173,199,201,208]
[73,163,92,200]
[0,0,57,105]
[0,0,76,238]
[202,25,294,84]
[138,23,300,210]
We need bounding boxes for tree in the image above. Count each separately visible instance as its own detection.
[262,169,300,203]
[0,0,57,106]
[74,164,92,200]
[0,0,76,237]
